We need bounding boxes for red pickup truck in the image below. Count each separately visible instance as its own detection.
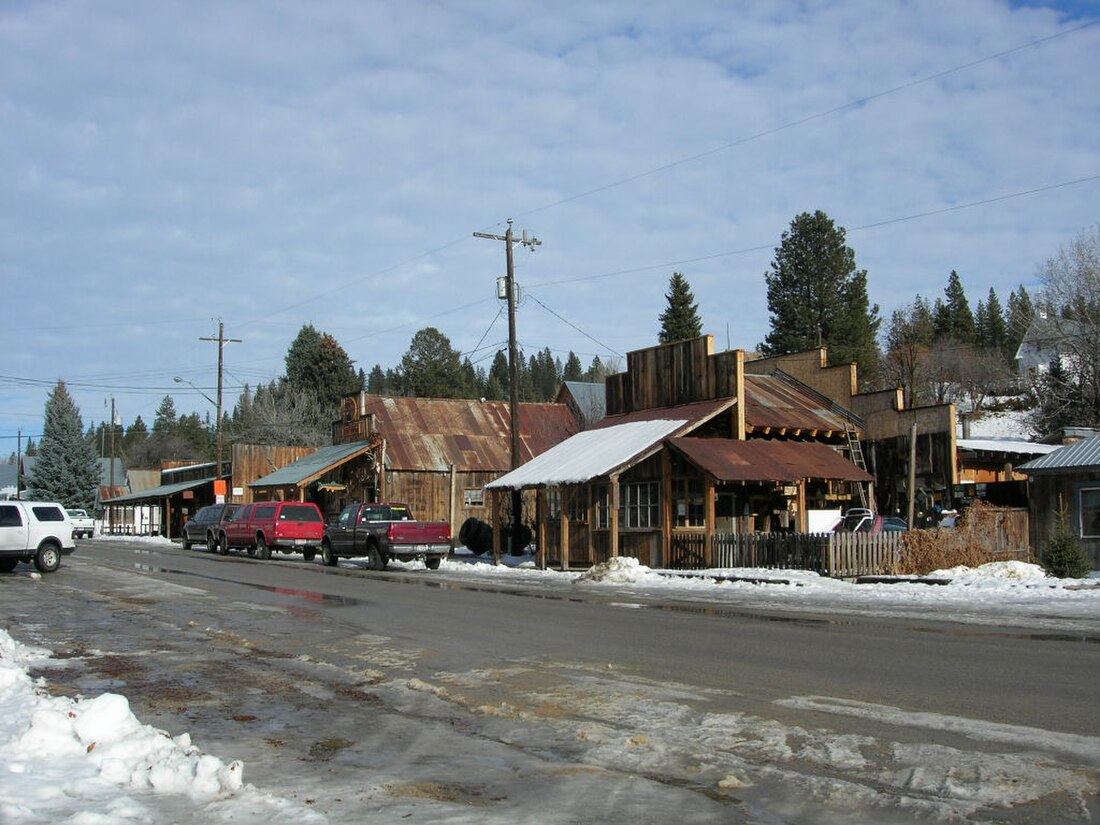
[215,501,325,560]
[320,502,451,570]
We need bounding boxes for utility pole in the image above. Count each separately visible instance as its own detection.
[108,397,116,487]
[474,219,541,556]
[473,219,541,470]
[200,320,242,482]
[16,429,22,498]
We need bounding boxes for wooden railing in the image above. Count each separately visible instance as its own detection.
[670,531,903,578]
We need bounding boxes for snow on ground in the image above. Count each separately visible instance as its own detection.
[0,628,324,825]
[2,535,1097,822]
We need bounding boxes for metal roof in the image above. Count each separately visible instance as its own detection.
[250,441,373,488]
[590,398,735,430]
[957,438,1060,456]
[668,438,874,483]
[363,396,577,472]
[1018,436,1100,473]
[103,477,211,504]
[742,374,856,435]
[486,418,691,490]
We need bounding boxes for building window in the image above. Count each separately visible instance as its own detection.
[1079,487,1100,538]
[594,486,609,529]
[463,488,484,508]
[673,476,705,527]
[622,480,659,529]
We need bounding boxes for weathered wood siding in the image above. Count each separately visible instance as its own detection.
[230,444,321,503]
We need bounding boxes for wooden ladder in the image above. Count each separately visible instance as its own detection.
[846,423,869,509]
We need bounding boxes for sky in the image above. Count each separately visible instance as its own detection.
[2,543,1098,823]
[2,0,1098,448]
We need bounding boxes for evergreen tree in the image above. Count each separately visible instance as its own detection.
[122,416,148,459]
[485,351,510,401]
[366,365,388,394]
[284,323,360,409]
[24,438,37,456]
[28,380,101,509]
[932,271,976,344]
[563,352,584,382]
[153,395,178,437]
[759,210,880,374]
[399,327,469,398]
[658,272,703,344]
[982,287,1008,355]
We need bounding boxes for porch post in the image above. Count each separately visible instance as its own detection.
[536,488,547,570]
[491,488,502,566]
[704,476,715,567]
[797,480,808,532]
[586,483,595,564]
[609,474,620,558]
[661,448,672,568]
[561,486,571,572]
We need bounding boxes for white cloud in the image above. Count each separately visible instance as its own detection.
[1,0,1097,435]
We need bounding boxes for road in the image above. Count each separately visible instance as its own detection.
[2,538,1098,824]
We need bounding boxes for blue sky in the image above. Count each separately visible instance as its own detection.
[2,0,1098,449]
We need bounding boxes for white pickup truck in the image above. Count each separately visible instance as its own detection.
[0,500,77,573]
[66,508,95,539]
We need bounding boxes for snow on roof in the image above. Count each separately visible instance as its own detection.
[957,439,1060,455]
[486,418,687,489]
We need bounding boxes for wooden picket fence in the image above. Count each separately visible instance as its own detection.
[669,531,904,578]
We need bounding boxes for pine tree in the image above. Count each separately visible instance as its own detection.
[399,327,469,398]
[658,272,703,344]
[284,323,360,409]
[153,395,178,437]
[982,287,1008,356]
[563,352,584,382]
[28,380,101,509]
[760,210,880,374]
[932,271,976,344]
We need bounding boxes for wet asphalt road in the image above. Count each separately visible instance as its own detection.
[2,538,1098,824]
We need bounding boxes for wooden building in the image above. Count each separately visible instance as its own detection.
[488,335,962,570]
[1020,435,1100,569]
[247,393,579,536]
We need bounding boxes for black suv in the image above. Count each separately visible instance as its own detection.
[181,503,238,551]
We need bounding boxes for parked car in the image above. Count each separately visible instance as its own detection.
[321,502,451,569]
[215,501,325,560]
[835,509,908,534]
[0,500,77,573]
[66,508,95,539]
[181,503,238,551]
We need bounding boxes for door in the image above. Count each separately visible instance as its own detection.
[0,504,28,553]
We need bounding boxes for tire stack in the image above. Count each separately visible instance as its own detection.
[458,518,493,555]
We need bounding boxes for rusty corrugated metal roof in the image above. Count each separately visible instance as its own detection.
[362,396,578,472]
[743,375,855,435]
[590,398,735,431]
[668,437,873,482]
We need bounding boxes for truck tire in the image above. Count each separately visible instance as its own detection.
[458,517,479,546]
[181,535,191,550]
[366,544,384,571]
[34,542,61,574]
[321,541,338,567]
[217,533,229,556]
[459,518,492,555]
[425,556,442,570]
[302,548,316,562]
[206,532,217,553]
[256,534,272,560]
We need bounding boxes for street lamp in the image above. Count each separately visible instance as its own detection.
[174,376,222,479]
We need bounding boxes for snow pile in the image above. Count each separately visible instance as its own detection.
[929,561,1050,582]
[575,556,659,584]
[0,629,317,824]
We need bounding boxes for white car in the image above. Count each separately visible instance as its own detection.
[0,500,77,573]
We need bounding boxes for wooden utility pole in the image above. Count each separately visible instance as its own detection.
[474,219,541,554]
[200,320,242,482]
[473,220,541,469]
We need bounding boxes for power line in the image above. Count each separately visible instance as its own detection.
[526,294,624,358]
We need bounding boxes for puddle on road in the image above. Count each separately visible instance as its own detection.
[125,559,1100,644]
